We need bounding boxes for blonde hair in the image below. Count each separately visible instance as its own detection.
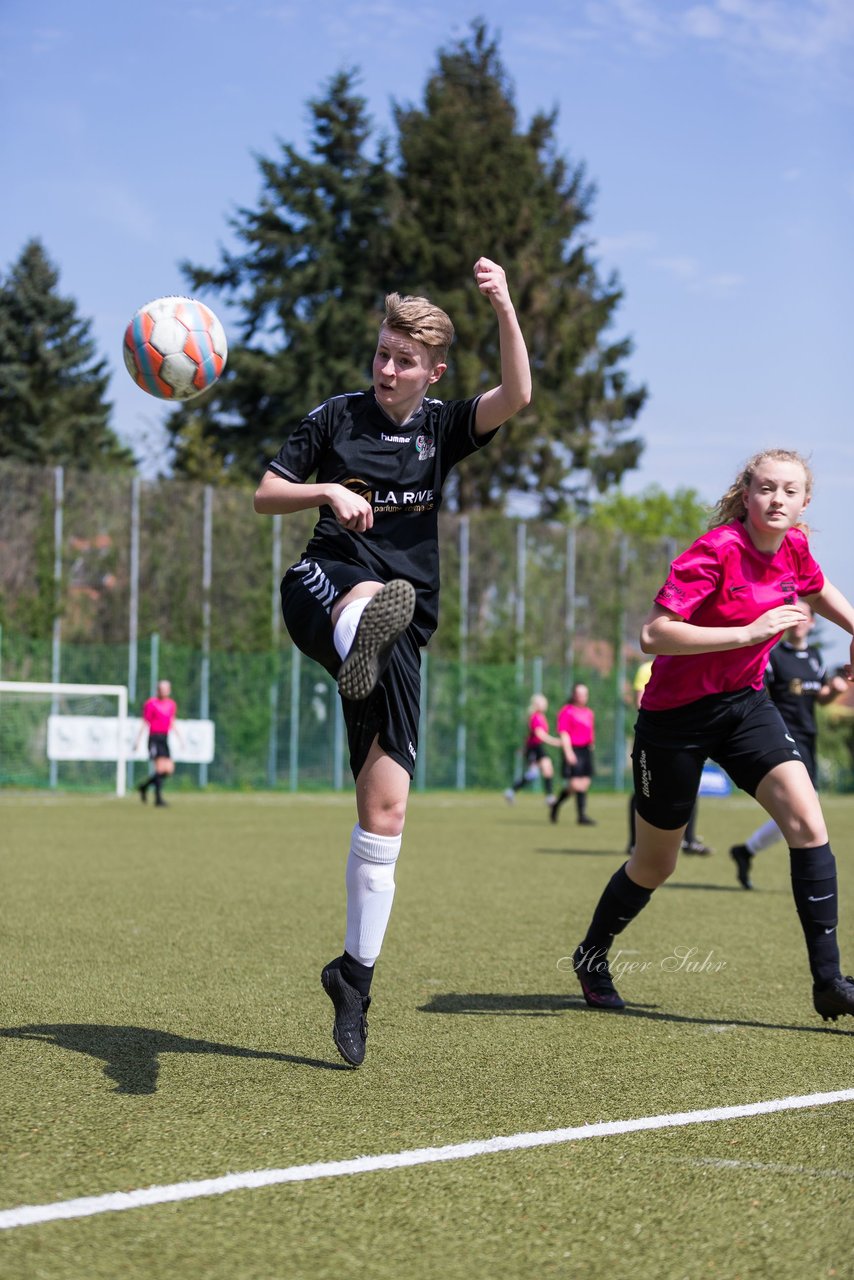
[710,449,814,534]
[383,293,454,365]
[528,693,548,715]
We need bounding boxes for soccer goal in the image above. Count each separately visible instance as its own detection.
[0,681,129,796]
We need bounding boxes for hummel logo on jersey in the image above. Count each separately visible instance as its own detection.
[381,432,410,444]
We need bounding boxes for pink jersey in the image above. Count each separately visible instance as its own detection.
[641,521,823,711]
[525,711,549,748]
[142,697,177,735]
[556,704,595,747]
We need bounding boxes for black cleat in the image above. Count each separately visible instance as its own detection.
[730,843,754,889]
[572,944,625,1010]
[321,958,371,1066]
[337,580,416,702]
[577,815,597,826]
[138,783,148,804]
[813,975,854,1022]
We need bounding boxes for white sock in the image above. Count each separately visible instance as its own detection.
[344,824,401,966]
[333,599,369,660]
[746,818,782,854]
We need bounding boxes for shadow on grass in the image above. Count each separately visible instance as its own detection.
[417,993,854,1037]
[0,1023,349,1094]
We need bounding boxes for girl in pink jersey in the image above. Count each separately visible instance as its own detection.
[550,683,597,825]
[505,694,561,806]
[572,450,854,1021]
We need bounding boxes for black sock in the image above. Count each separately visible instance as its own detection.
[581,863,654,952]
[154,774,165,803]
[554,787,569,811]
[543,776,553,797]
[575,791,586,820]
[790,844,840,987]
[340,951,374,998]
[684,807,697,844]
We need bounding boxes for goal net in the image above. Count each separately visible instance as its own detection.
[0,681,129,795]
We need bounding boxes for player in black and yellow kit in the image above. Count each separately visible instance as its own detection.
[730,605,848,888]
[254,259,531,1065]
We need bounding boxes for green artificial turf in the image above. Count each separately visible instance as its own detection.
[1,789,853,1279]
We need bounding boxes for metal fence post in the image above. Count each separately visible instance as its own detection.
[456,516,470,790]
[127,474,140,790]
[199,485,213,787]
[49,465,63,788]
[267,514,282,787]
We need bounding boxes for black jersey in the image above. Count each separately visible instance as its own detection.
[765,641,826,743]
[268,388,492,642]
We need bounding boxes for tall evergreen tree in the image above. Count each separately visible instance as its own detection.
[390,21,646,514]
[169,69,396,479]
[0,239,132,468]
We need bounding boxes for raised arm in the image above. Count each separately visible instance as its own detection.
[471,257,532,436]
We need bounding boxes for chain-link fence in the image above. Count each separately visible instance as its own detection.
[1,460,851,791]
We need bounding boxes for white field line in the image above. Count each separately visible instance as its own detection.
[2,1088,853,1231]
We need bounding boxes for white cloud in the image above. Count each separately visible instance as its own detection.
[595,230,658,255]
[682,6,724,40]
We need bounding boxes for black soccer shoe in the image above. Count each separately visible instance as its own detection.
[730,843,754,890]
[337,579,416,702]
[572,944,625,1011]
[813,975,854,1022]
[138,782,148,804]
[321,958,371,1066]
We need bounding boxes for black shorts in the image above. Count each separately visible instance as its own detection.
[633,687,804,830]
[281,557,421,780]
[791,733,818,787]
[562,744,593,780]
[524,744,548,765]
[148,733,170,761]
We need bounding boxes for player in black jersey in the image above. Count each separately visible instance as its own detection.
[254,258,531,1065]
[730,605,848,888]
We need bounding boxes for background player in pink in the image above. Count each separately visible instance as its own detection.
[550,683,597,825]
[571,449,854,1022]
[504,693,560,806]
[134,679,183,807]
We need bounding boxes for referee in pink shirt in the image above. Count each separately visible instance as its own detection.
[134,680,183,807]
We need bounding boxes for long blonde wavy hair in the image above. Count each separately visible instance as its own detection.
[709,449,814,535]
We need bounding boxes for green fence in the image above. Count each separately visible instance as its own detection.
[0,631,632,793]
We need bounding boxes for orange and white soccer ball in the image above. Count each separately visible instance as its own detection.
[123,296,227,400]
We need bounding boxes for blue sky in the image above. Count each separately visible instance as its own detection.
[2,0,853,661]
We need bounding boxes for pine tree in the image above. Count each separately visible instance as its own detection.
[168,69,396,479]
[0,239,132,468]
[390,21,646,514]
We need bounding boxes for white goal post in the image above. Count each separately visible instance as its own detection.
[0,681,129,796]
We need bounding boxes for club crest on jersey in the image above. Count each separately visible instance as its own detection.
[342,476,374,504]
[415,433,436,461]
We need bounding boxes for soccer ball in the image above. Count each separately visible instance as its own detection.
[123,296,227,400]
